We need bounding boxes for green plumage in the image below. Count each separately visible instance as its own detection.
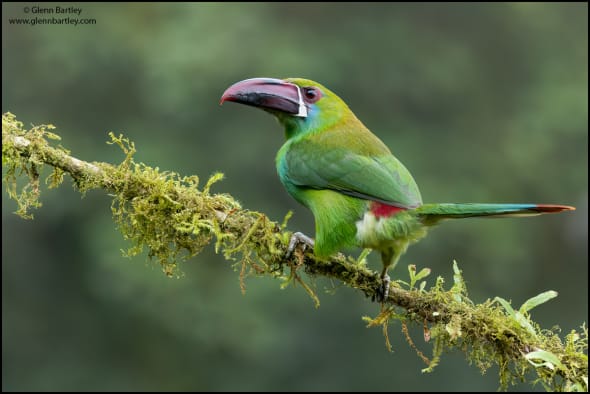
[278,125,422,208]
[221,77,574,295]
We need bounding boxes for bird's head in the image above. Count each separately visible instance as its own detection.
[221,77,354,138]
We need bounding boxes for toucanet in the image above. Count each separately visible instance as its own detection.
[221,77,574,300]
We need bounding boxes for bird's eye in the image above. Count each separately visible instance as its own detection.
[303,87,321,103]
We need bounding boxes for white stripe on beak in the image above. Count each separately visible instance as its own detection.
[295,86,308,117]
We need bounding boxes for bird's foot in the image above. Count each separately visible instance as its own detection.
[285,232,315,259]
[374,273,391,303]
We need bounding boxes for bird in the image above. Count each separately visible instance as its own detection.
[220,77,575,300]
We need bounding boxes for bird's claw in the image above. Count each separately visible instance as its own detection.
[286,232,315,259]
[374,273,391,303]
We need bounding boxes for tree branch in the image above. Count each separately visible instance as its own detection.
[2,113,587,391]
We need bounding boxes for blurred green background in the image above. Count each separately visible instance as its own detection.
[2,2,587,391]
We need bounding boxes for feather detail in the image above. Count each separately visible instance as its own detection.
[370,201,406,218]
[416,203,576,225]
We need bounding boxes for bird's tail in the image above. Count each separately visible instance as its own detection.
[415,203,575,224]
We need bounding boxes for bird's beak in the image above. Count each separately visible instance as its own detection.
[220,78,308,117]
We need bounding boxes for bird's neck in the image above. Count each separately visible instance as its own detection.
[279,110,359,141]
[282,119,304,140]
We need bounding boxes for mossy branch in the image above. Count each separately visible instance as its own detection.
[2,113,587,391]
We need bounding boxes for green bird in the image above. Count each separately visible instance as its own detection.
[220,77,574,300]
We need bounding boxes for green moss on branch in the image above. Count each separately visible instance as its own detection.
[2,113,587,391]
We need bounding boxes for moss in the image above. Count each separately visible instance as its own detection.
[362,265,588,391]
[2,112,587,391]
[2,112,63,218]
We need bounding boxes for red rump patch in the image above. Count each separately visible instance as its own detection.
[370,201,405,218]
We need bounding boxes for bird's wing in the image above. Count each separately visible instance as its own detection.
[283,135,422,209]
